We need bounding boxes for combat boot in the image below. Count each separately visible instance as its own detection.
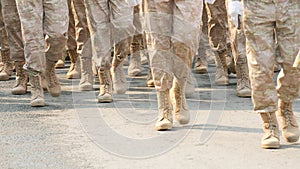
[215,50,229,85]
[0,50,14,81]
[170,79,190,125]
[128,53,142,76]
[260,112,280,149]
[98,69,113,103]
[45,59,61,97]
[141,51,148,65]
[227,56,236,74]
[155,90,173,131]
[236,61,251,97]
[111,55,127,94]
[79,58,93,91]
[128,36,142,76]
[194,57,208,74]
[277,100,299,142]
[185,73,195,98]
[146,68,154,87]
[55,54,65,68]
[66,50,81,79]
[12,61,28,95]
[27,69,45,107]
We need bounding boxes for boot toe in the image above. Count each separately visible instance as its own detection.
[283,129,300,143]
[97,94,113,103]
[31,98,45,107]
[155,118,173,131]
[261,136,280,149]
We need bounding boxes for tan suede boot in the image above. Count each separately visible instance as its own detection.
[27,69,45,107]
[66,50,81,79]
[277,100,299,142]
[215,50,229,85]
[155,90,173,131]
[45,59,61,97]
[128,37,142,76]
[12,61,28,95]
[146,68,154,87]
[97,69,113,103]
[236,61,251,97]
[55,54,65,68]
[194,57,208,74]
[260,112,280,149]
[170,79,190,125]
[185,73,195,98]
[0,50,14,81]
[111,54,127,94]
[79,58,93,91]
[128,53,142,76]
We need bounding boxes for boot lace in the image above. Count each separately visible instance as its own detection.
[282,103,297,127]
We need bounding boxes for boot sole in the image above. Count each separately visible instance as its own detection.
[31,100,45,107]
[156,125,172,131]
[237,93,251,98]
[215,82,229,86]
[128,70,142,77]
[12,90,27,95]
[261,144,280,149]
[284,136,299,143]
[97,99,113,103]
[193,69,208,74]
[66,74,81,79]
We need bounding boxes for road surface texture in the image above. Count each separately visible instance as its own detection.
[1,62,299,169]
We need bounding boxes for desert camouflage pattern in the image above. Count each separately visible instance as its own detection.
[1,0,24,62]
[15,0,68,72]
[205,0,228,52]
[0,2,9,54]
[68,0,92,59]
[226,0,247,66]
[243,0,300,112]
[144,0,203,91]
[84,0,135,69]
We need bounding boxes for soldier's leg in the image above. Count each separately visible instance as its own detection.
[1,0,28,94]
[0,2,13,81]
[71,0,93,90]
[44,0,68,97]
[276,1,300,143]
[172,0,203,124]
[15,0,45,106]
[226,0,251,97]
[194,3,209,74]
[84,0,112,102]
[65,0,78,75]
[144,0,173,131]
[243,0,279,148]
[128,5,143,77]
[110,0,134,94]
[206,0,229,85]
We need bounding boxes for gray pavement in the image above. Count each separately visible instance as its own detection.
[0,62,299,169]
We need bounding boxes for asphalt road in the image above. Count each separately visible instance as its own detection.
[1,62,299,169]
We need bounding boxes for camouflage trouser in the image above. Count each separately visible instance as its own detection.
[84,0,134,69]
[15,0,68,72]
[197,3,211,66]
[1,0,24,62]
[68,0,92,59]
[205,0,228,52]
[130,4,145,57]
[144,0,203,91]
[243,0,300,112]
[226,0,247,66]
[0,2,9,54]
